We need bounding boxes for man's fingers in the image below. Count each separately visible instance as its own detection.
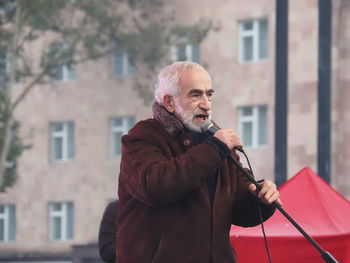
[259,187,278,200]
[258,181,275,197]
[249,180,282,206]
[265,192,279,205]
[248,183,257,195]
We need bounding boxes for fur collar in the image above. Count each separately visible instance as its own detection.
[152,101,185,135]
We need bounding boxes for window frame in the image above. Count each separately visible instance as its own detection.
[50,121,75,162]
[50,42,75,83]
[0,204,16,243]
[48,202,74,241]
[238,18,268,63]
[238,105,267,149]
[110,116,135,157]
[111,50,135,77]
[170,36,200,63]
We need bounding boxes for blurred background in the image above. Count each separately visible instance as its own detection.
[0,0,348,262]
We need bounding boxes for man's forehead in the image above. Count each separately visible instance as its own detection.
[179,67,212,86]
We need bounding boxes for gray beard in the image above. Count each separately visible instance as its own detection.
[176,109,212,133]
[173,99,212,133]
[182,118,202,132]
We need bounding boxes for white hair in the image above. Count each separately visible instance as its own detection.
[154,61,204,104]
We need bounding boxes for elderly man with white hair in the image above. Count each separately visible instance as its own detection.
[116,61,281,263]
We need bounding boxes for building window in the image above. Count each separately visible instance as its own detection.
[49,202,74,241]
[0,49,8,88]
[110,116,135,156]
[238,105,267,148]
[50,122,75,162]
[111,51,135,76]
[238,18,268,63]
[0,48,19,88]
[171,37,200,63]
[0,204,16,242]
[0,0,16,13]
[49,42,75,82]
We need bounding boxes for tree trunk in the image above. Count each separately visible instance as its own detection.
[0,1,21,190]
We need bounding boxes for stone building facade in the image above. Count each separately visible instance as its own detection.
[0,0,349,262]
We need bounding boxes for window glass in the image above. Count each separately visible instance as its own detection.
[259,20,268,59]
[111,116,135,157]
[67,122,75,159]
[238,105,267,148]
[51,122,75,162]
[242,107,253,116]
[54,137,63,160]
[242,122,253,146]
[239,18,268,63]
[53,123,63,132]
[258,106,267,145]
[243,21,253,30]
[49,202,73,241]
[0,219,4,241]
[67,203,74,239]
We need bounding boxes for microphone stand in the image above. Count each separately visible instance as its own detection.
[227,154,339,263]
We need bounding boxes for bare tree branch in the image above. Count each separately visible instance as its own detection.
[0,0,21,188]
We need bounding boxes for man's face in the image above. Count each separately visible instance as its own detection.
[173,67,214,132]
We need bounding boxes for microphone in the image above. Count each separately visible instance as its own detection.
[201,121,244,153]
[200,121,217,136]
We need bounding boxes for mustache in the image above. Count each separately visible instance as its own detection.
[192,109,211,116]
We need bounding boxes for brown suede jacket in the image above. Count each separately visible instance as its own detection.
[116,102,275,263]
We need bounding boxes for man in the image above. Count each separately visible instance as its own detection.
[98,200,118,263]
[116,61,281,263]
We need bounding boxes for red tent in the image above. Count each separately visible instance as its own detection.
[230,167,350,263]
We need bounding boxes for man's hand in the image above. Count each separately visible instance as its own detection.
[248,180,282,206]
[214,129,243,150]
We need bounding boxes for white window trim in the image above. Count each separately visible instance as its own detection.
[1,51,11,74]
[121,52,130,75]
[112,51,134,77]
[60,65,74,82]
[170,36,199,62]
[51,122,74,162]
[0,50,18,89]
[51,43,75,83]
[49,202,73,241]
[0,205,15,242]
[170,43,197,62]
[238,19,268,64]
[170,45,177,62]
[238,106,267,149]
[110,117,131,157]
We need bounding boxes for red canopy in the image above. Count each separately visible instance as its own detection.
[230,167,350,262]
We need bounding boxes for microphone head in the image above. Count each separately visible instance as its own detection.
[201,121,218,135]
[200,120,212,132]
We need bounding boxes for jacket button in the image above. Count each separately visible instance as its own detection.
[183,139,191,146]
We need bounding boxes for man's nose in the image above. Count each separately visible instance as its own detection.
[199,95,211,111]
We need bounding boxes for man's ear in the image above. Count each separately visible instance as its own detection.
[163,95,175,113]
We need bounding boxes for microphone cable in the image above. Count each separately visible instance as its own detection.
[200,121,272,262]
[239,148,273,263]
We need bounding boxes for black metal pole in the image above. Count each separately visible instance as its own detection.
[275,0,289,187]
[318,0,332,183]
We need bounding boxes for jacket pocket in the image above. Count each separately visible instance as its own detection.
[152,234,168,263]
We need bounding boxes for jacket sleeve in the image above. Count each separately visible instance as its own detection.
[230,154,275,227]
[98,201,118,263]
[119,122,225,206]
